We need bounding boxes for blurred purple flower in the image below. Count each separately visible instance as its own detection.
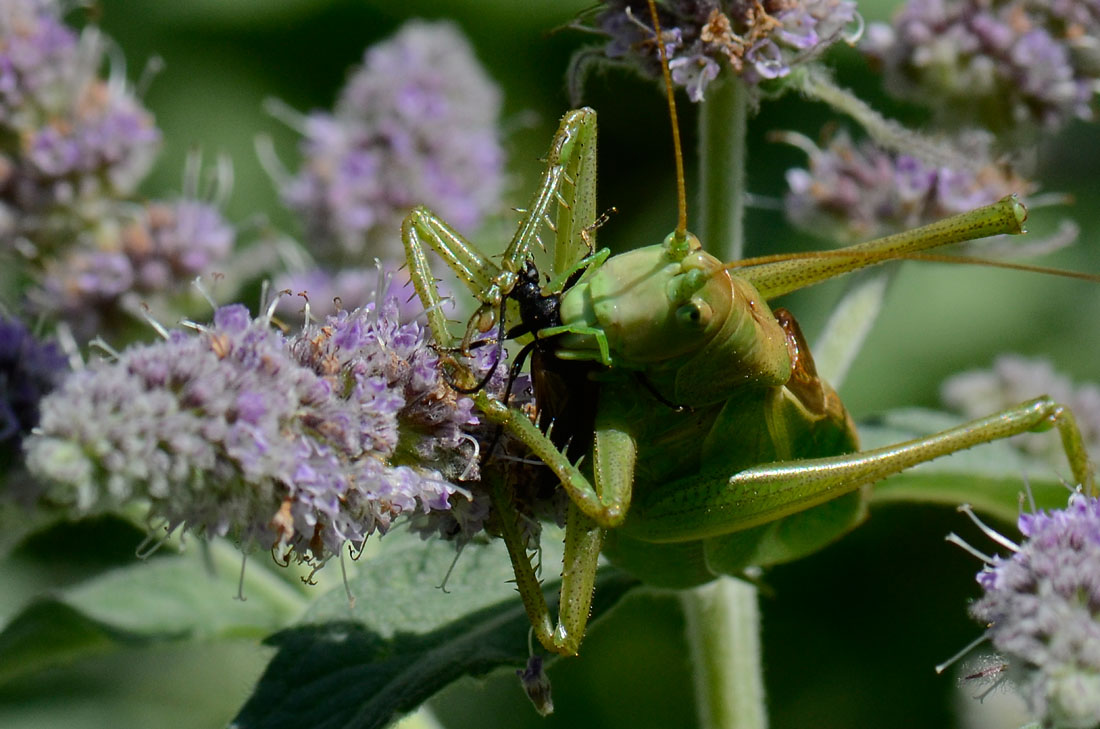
[124,200,235,291]
[781,130,1028,242]
[864,0,1098,136]
[31,197,235,339]
[0,0,80,121]
[278,20,504,261]
[0,2,160,253]
[943,355,1100,465]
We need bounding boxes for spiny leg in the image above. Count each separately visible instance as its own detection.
[401,208,497,351]
[472,390,628,528]
[490,476,602,656]
[402,108,599,353]
[627,397,1095,543]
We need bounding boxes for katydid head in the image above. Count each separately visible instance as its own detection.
[557,239,792,405]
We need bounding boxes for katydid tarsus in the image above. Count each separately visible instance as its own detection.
[399,23,1096,661]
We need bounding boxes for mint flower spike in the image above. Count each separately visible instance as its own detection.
[863,0,1100,138]
[943,356,1100,466]
[28,154,237,340]
[0,0,161,253]
[780,129,1030,244]
[571,0,862,102]
[946,494,1100,728]
[23,294,482,568]
[272,20,504,262]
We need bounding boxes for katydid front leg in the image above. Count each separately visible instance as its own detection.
[472,390,637,655]
[490,477,603,657]
[624,396,1095,563]
[401,108,599,361]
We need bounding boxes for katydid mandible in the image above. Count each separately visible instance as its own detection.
[399,51,1095,660]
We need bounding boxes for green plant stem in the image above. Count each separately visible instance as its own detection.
[698,73,748,261]
[681,577,768,729]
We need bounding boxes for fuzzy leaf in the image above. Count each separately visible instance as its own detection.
[863,408,1075,523]
[231,535,639,729]
[0,539,306,684]
[813,268,893,389]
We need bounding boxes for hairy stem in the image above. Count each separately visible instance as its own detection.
[682,577,768,729]
[796,69,972,171]
[698,73,749,261]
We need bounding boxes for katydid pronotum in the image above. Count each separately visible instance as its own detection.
[399,41,1096,662]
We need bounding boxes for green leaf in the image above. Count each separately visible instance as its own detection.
[813,268,893,389]
[231,535,639,729]
[0,539,306,684]
[862,408,1074,524]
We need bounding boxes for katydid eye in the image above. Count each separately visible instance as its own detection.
[676,300,712,328]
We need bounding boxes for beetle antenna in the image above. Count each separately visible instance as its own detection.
[647,0,688,243]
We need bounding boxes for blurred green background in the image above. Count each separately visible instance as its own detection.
[2,0,1098,727]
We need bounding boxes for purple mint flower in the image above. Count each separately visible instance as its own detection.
[669,54,721,102]
[966,493,1100,727]
[943,355,1100,465]
[29,197,235,340]
[124,200,235,291]
[864,0,1099,136]
[0,1,161,254]
[25,83,159,190]
[24,298,482,565]
[0,315,66,446]
[0,0,80,119]
[573,0,860,100]
[782,130,1027,242]
[278,20,504,262]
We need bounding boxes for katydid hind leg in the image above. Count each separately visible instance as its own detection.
[625,397,1095,557]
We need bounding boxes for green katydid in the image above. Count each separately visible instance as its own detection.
[399,25,1096,661]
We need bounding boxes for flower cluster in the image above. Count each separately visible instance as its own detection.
[864,0,1100,136]
[0,1,238,343]
[782,130,1028,242]
[29,198,236,338]
[23,298,482,564]
[574,0,860,102]
[969,492,1100,727]
[278,20,504,261]
[943,355,1100,464]
[0,316,66,453]
[0,0,160,253]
